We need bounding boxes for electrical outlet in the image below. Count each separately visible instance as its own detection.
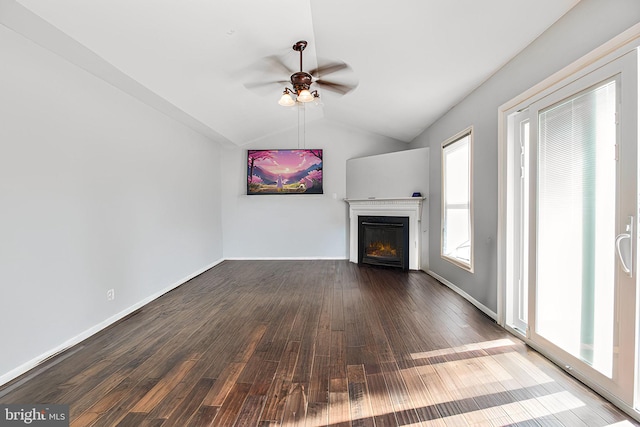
[107,289,115,301]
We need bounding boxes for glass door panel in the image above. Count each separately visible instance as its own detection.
[536,80,617,377]
[517,119,530,331]
[507,110,530,334]
[526,49,638,405]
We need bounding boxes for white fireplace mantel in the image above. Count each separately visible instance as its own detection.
[345,197,425,270]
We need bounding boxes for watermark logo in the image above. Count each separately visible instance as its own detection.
[0,405,68,426]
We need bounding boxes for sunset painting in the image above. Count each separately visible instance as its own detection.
[247,149,323,195]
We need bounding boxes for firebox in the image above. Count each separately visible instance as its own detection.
[358,216,410,270]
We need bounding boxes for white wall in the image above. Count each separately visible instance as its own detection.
[346,148,429,200]
[409,0,640,313]
[0,26,224,382]
[222,119,406,259]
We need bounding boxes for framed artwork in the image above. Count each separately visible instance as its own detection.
[247,149,323,195]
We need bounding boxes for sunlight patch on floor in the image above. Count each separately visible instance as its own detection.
[410,354,554,404]
[410,339,518,361]
[430,392,586,426]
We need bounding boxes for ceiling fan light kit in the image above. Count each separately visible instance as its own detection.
[296,89,316,103]
[270,40,355,106]
[278,86,317,106]
[278,91,296,107]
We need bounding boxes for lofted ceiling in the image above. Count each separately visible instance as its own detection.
[5,0,580,146]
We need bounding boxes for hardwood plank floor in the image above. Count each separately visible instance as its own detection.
[1,260,638,426]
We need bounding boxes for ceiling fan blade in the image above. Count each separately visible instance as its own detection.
[315,79,358,95]
[309,61,350,77]
[243,80,288,90]
[263,55,295,75]
[244,79,290,97]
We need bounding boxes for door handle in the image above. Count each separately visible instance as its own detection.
[615,216,633,277]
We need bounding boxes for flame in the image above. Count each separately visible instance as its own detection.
[366,242,397,258]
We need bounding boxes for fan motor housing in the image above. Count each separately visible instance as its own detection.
[291,71,313,92]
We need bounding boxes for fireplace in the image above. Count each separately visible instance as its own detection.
[346,197,425,270]
[358,216,410,270]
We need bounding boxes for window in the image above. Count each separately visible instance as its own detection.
[441,129,473,271]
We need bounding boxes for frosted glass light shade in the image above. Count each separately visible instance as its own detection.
[297,89,314,103]
[278,93,295,106]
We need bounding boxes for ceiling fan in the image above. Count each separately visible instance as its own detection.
[244,40,358,106]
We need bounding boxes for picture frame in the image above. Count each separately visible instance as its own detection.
[247,149,323,195]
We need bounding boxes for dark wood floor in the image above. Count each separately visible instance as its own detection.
[1,260,638,426]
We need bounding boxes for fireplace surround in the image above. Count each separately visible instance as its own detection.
[346,197,425,270]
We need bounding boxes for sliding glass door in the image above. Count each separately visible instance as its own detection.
[509,49,638,406]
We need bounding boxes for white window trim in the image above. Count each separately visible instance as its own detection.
[441,126,474,272]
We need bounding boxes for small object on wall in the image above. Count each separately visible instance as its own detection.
[412,192,422,197]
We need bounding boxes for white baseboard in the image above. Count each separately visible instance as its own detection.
[0,258,224,387]
[426,269,497,321]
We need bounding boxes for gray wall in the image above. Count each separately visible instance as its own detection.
[0,25,224,382]
[409,0,640,313]
[346,148,429,200]
[221,119,405,259]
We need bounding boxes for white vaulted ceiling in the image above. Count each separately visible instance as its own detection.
[3,0,580,146]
